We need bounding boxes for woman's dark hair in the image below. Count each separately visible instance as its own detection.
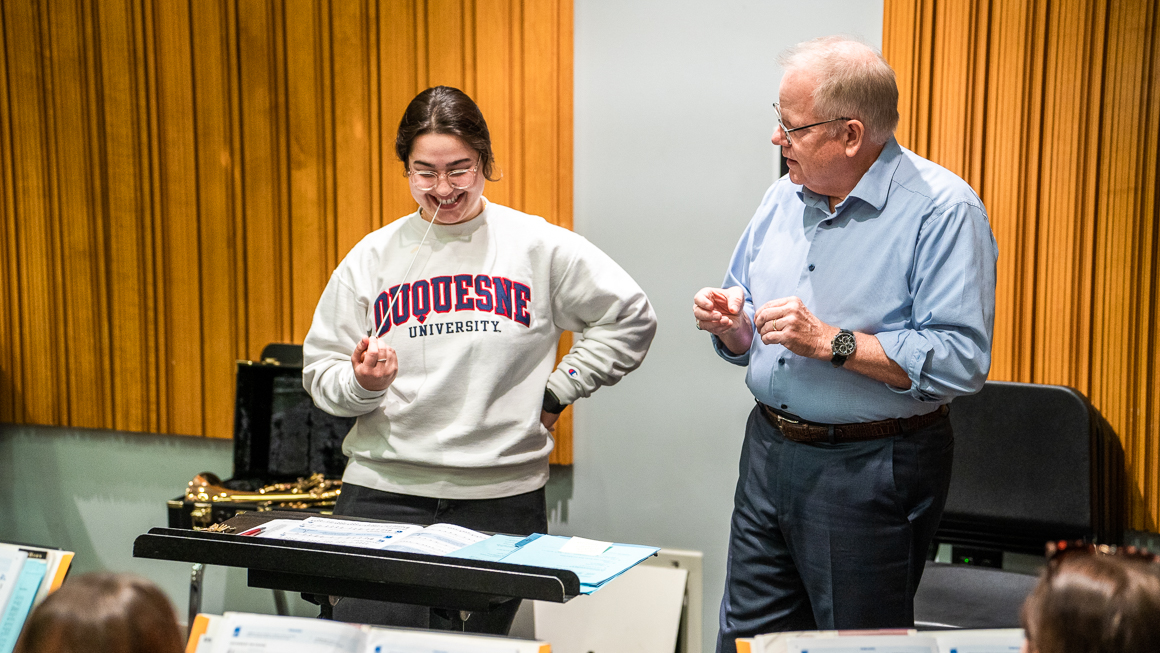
[395,86,499,181]
[1021,553,1160,653]
[15,572,184,653]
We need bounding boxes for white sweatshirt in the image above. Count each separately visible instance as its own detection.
[302,201,656,499]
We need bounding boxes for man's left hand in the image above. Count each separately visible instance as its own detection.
[754,296,838,360]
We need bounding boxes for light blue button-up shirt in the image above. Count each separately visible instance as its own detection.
[713,138,998,423]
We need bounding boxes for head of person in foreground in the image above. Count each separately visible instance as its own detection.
[1021,542,1160,653]
[15,571,184,653]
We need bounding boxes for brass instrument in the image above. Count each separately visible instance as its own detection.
[185,472,342,509]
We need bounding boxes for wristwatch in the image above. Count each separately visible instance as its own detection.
[542,389,567,415]
[830,329,856,367]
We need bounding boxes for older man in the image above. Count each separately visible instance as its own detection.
[694,37,998,651]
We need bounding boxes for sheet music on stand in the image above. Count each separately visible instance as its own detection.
[248,517,489,555]
[134,511,584,616]
[236,515,659,595]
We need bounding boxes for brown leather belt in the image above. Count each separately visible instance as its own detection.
[758,402,949,444]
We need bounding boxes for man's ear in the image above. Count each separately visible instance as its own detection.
[843,119,865,158]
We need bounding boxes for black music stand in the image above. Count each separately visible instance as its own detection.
[133,511,581,626]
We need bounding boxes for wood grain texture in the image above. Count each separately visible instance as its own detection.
[1,0,576,463]
[885,0,1160,529]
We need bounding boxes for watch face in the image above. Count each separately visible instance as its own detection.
[833,331,856,357]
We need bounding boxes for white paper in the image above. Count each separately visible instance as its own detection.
[256,517,424,550]
[362,628,520,653]
[242,519,299,538]
[559,537,613,556]
[933,629,1024,653]
[210,612,364,653]
[380,523,489,555]
[0,547,29,618]
[788,634,938,653]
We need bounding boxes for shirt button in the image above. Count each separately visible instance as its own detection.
[808,264,815,272]
[781,404,788,410]
[778,358,786,365]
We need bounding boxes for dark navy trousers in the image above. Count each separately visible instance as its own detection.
[716,404,954,652]
[329,483,548,635]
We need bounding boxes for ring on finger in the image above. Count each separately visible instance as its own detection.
[694,319,703,331]
[773,319,780,331]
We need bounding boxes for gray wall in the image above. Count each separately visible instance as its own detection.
[0,424,322,618]
[562,2,882,651]
[0,3,884,651]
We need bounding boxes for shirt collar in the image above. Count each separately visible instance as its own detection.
[794,137,903,213]
[410,196,490,240]
[845,137,902,211]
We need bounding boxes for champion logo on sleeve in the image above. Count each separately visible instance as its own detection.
[567,368,578,377]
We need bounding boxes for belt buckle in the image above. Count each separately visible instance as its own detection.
[774,413,798,427]
[774,413,801,439]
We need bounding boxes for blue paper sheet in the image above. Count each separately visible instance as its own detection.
[445,534,526,562]
[0,558,46,653]
[501,535,657,587]
[449,532,658,593]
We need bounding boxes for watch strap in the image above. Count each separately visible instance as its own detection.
[542,389,567,414]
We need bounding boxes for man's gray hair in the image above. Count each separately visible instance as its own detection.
[779,36,899,145]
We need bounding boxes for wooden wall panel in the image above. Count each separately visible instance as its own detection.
[522,0,559,222]
[885,0,1160,529]
[0,0,14,425]
[1145,2,1160,523]
[1093,0,1160,527]
[426,0,467,88]
[237,1,290,356]
[191,0,240,438]
[1,0,576,464]
[5,0,61,426]
[1034,0,1101,391]
[49,0,101,429]
[475,1,514,208]
[155,0,205,436]
[285,0,329,341]
[379,1,420,225]
[332,0,377,257]
[116,0,164,433]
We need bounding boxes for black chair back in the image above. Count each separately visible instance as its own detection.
[938,381,1124,554]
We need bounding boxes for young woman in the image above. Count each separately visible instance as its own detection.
[302,86,656,633]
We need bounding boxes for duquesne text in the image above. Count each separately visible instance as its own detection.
[374,274,531,335]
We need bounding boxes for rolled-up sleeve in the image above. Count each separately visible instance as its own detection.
[544,237,657,406]
[876,201,997,402]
